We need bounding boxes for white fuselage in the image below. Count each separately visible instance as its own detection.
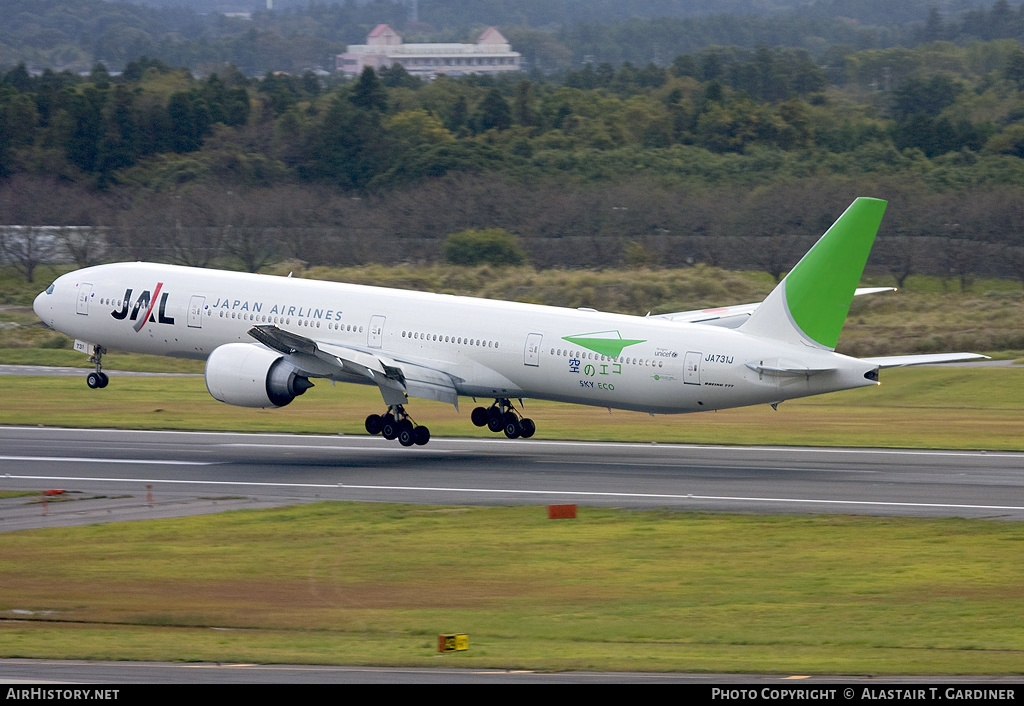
[34,263,879,415]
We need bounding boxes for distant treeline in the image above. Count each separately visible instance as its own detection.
[4,174,1024,291]
[0,0,1012,74]
[6,37,1024,189]
[4,2,1024,281]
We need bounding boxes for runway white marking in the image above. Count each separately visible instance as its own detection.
[534,460,882,473]
[5,474,1024,513]
[0,456,215,466]
[178,437,1024,460]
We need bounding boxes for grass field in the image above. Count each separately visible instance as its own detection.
[2,504,1024,674]
[1,363,1023,449]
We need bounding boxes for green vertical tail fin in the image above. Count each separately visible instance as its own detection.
[740,197,887,350]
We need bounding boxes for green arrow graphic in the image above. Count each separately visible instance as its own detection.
[562,330,646,358]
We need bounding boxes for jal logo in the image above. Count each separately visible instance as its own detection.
[110,283,175,331]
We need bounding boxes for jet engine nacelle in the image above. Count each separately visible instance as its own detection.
[205,343,313,408]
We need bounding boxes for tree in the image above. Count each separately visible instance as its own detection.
[3,63,32,92]
[89,63,111,90]
[223,225,277,273]
[257,71,299,118]
[379,64,420,89]
[63,86,106,173]
[96,84,141,184]
[350,67,387,112]
[167,91,212,153]
[443,228,526,266]
[445,94,468,134]
[223,86,251,127]
[472,88,512,133]
[1005,47,1024,86]
[922,8,946,42]
[512,80,538,128]
[0,227,59,283]
[369,141,507,190]
[0,86,37,176]
[300,99,393,189]
[891,75,961,120]
[879,236,919,288]
[385,110,454,150]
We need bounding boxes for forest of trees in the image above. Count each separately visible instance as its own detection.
[0,0,1014,75]
[5,1,1024,286]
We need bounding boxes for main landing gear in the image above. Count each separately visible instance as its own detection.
[86,346,109,389]
[471,399,535,439]
[364,405,430,447]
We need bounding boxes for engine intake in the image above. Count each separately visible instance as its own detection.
[205,343,313,408]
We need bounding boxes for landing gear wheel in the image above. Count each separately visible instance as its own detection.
[471,407,489,427]
[503,412,521,439]
[519,418,536,438]
[368,405,430,446]
[476,398,537,440]
[381,414,399,440]
[413,426,430,446]
[398,423,415,447]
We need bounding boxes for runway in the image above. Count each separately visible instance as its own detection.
[4,427,1024,684]
[3,426,1024,531]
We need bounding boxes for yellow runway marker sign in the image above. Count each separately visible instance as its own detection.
[438,634,468,653]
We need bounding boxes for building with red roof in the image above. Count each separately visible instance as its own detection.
[337,25,521,79]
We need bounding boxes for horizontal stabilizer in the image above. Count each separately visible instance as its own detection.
[653,287,894,328]
[745,360,837,376]
[861,353,990,369]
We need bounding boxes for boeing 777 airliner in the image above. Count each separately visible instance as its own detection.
[32,198,984,445]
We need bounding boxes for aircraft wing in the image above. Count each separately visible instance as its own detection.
[651,287,895,327]
[248,325,460,408]
[860,353,991,369]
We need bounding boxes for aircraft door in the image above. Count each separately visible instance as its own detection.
[368,315,385,349]
[524,333,543,367]
[683,351,702,385]
[76,283,93,315]
[187,295,205,328]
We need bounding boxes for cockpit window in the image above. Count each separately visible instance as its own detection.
[45,282,55,295]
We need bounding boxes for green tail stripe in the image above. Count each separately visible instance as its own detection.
[784,197,887,349]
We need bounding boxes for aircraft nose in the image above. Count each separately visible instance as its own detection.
[33,288,50,323]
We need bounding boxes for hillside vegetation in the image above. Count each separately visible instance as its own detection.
[4,3,1024,283]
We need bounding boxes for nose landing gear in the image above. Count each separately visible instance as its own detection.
[86,346,109,389]
[471,399,535,439]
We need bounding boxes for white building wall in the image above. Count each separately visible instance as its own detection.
[337,25,521,79]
